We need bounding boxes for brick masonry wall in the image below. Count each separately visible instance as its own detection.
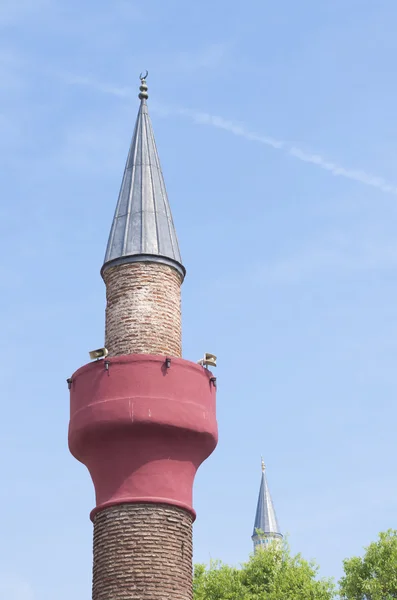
[103,262,182,357]
[92,504,193,600]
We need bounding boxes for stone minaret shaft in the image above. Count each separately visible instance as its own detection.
[68,76,217,600]
[103,262,182,357]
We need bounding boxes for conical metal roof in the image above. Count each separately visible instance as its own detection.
[102,75,185,278]
[252,460,282,538]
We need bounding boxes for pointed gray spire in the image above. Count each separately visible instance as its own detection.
[102,73,185,278]
[252,459,282,550]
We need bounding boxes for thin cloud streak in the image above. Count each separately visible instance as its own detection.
[177,108,284,149]
[288,146,397,195]
[62,74,397,196]
[178,108,397,195]
[60,73,132,98]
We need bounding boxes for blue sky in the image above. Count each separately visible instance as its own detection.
[1,0,397,598]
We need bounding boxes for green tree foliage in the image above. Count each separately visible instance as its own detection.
[193,539,335,600]
[339,529,397,600]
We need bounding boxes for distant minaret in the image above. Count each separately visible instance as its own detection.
[252,458,282,551]
[68,74,218,600]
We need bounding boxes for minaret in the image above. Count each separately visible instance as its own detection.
[252,458,283,551]
[68,74,218,600]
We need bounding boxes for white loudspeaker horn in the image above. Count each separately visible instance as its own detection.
[197,353,217,368]
[89,347,109,360]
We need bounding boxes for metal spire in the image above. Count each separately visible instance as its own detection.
[102,72,185,278]
[252,459,282,547]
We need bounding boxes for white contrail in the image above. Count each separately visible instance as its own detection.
[176,108,285,149]
[288,147,397,194]
[60,73,131,98]
[62,75,397,196]
[171,108,285,149]
[175,108,397,196]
